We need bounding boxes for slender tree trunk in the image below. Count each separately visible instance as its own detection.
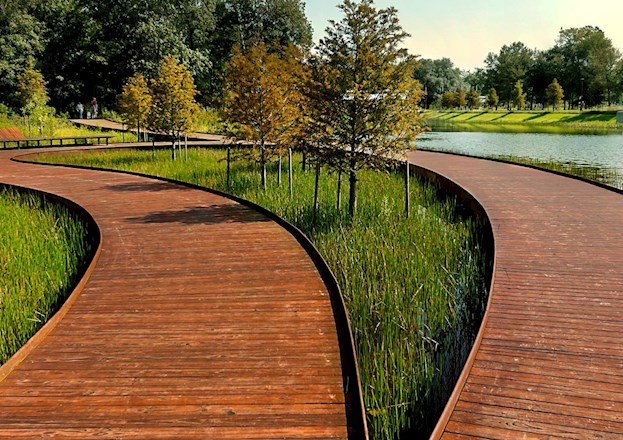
[137,119,141,142]
[348,168,357,218]
[302,151,307,172]
[227,147,231,191]
[261,146,267,191]
[313,160,321,223]
[185,134,188,161]
[278,155,282,186]
[337,170,342,210]
[171,138,176,160]
[152,139,155,159]
[288,148,293,196]
[405,158,410,218]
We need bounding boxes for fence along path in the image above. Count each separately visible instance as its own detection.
[409,151,623,440]
[0,146,362,439]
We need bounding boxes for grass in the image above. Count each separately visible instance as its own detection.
[33,147,489,438]
[0,113,125,146]
[426,110,623,134]
[0,188,92,365]
[491,155,623,190]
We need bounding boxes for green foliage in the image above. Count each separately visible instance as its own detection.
[35,147,489,439]
[440,91,456,109]
[486,88,499,108]
[223,41,304,176]
[147,56,200,152]
[511,80,526,109]
[413,58,466,109]
[546,79,564,110]
[307,0,424,215]
[466,89,480,109]
[16,64,48,110]
[118,73,152,138]
[0,2,44,108]
[456,89,466,109]
[0,188,90,365]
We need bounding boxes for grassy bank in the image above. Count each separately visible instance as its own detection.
[0,113,125,145]
[426,110,623,133]
[0,188,91,365]
[34,148,489,439]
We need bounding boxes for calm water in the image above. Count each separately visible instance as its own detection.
[416,130,623,171]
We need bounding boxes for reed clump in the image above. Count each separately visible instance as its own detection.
[0,188,91,365]
[35,148,489,439]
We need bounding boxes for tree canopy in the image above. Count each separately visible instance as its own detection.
[307,0,423,216]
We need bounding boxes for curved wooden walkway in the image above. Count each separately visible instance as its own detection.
[409,151,623,440]
[0,146,362,439]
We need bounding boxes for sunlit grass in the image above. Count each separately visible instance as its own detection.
[427,110,621,133]
[34,147,489,438]
[0,114,124,146]
[0,188,91,365]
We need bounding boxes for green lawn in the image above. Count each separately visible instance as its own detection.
[426,110,621,132]
[33,147,490,439]
[0,188,91,365]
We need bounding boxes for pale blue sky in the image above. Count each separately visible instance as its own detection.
[305,0,623,71]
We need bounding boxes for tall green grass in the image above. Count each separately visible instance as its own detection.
[492,155,623,190]
[0,188,91,365]
[34,148,489,439]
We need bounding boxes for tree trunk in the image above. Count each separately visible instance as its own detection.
[171,138,176,160]
[302,151,307,172]
[313,161,321,223]
[152,139,155,159]
[337,170,342,210]
[227,147,231,191]
[278,155,282,186]
[288,148,293,196]
[405,158,410,218]
[137,119,141,142]
[348,169,357,218]
[184,134,188,160]
[261,146,267,191]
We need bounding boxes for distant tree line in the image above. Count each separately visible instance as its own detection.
[414,26,623,110]
[0,0,312,111]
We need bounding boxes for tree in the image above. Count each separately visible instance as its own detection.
[456,89,466,109]
[0,1,44,108]
[413,57,465,108]
[16,63,50,136]
[118,73,152,141]
[546,79,564,110]
[467,89,480,109]
[482,42,534,109]
[486,88,499,109]
[440,91,456,109]
[223,41,304,190]
[147,56,200,160]
[511,80,526,109]
[307,0,424,217]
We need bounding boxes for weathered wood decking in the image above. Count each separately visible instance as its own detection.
[409,151,623,440]
[0,146,363,439]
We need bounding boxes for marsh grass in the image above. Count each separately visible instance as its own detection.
[0,188,91,365]
[34,148,489,439]
[494,155,623,190]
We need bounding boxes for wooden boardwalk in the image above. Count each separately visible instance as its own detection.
[0,146,364,439]
[409,151,623,440]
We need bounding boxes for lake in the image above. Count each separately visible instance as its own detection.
[416,129,623,172]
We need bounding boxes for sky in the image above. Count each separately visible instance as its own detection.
[305,0,623,71]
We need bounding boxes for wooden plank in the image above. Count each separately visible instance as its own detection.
[0,147,362,439]
[411,151,623,439]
